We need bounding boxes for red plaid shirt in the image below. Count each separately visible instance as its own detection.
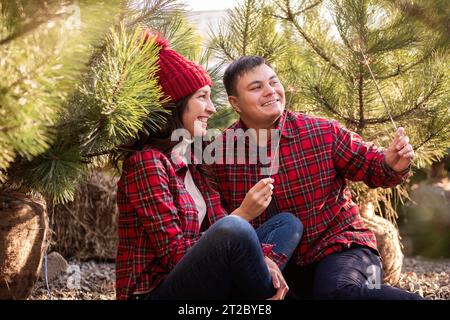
[214,110,411,267]
[116,146,285,300]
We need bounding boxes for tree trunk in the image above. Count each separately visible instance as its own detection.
[0,191,49,299]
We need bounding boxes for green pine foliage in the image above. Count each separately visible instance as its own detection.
[10,24,169,204]
[209,0,287,63]
[78,24,168,156]
[0,0,123,183]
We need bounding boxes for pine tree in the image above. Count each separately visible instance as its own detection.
[209,0,450,221]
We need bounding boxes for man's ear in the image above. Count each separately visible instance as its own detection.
[228,96,241,113]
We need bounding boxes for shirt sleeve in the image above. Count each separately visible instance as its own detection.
[124,151,197,272]
[331,120,411,188]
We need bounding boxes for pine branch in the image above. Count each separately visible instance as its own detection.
[414,126,448,151]
[209,32,237,61]
[361,80,440,125]
[0,12,67,46]
[312,85,355,124]
[76,24,170,156]
[272,0,323,18]
[378,54,430,80]
[127,0,183,28]
[277,0,343,73]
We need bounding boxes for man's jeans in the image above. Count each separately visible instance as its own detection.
[284,245,424,300]
[136,213,302,300]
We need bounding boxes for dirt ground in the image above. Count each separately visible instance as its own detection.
[29,256,449,300]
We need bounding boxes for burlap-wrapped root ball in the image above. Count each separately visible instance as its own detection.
[360,202,404,285]
[0,191,49,299]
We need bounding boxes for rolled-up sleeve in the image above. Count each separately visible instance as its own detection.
[331,120,411,188]
[260,243,287,267]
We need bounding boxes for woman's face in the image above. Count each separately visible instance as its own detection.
[182,85,216,137]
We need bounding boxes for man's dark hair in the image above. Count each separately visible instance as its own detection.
[223,55,267,96]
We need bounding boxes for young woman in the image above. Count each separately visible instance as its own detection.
[115,32,303,300]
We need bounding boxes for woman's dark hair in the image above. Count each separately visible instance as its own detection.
[113,94,217,188]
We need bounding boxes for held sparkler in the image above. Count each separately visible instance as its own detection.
[359,47,398,131]
[266,86,295,179]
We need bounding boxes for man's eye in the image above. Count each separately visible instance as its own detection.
[250,86,261,90]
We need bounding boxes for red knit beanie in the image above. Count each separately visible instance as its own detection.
[143,30,212,103]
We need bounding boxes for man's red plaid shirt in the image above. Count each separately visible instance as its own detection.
[214,110,411,267]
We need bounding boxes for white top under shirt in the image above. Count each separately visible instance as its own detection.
[184,169,207,226]
[171,137,207,226]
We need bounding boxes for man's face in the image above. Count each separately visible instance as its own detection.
[228,64,285,129]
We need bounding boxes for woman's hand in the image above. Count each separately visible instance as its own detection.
[232,178,274,221]
[264,257,289,300]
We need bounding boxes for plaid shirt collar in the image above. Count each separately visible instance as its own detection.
[167,138,202,172]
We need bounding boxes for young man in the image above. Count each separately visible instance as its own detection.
[213,55,422,300]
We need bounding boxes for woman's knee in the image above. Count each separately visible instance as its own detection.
[211,215,256,242]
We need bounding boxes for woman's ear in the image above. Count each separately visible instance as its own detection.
[228,96,241,113]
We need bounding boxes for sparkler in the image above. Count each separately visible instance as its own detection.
[266,85,295,178]
[359,47,398,131]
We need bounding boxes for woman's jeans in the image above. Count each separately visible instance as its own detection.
[138,212,302,300]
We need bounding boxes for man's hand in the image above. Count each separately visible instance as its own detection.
[384,127,414,172]
[264,257,289,300]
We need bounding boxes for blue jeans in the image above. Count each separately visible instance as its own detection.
[255,212,303,270]
[284,245,424,300]
[138,213,302,300]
